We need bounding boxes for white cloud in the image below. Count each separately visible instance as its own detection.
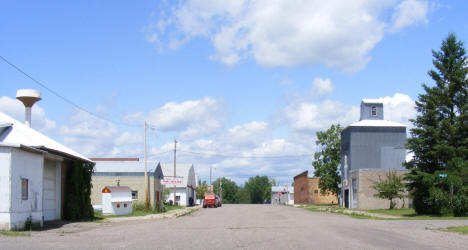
[311,78,333,97]
[125,97,225,141]
[281,99,359,133]
[148,0,431,72]
[375,93,416,126]
[0,96,56,133]
[59,109,143,158]
[390,0,429,32]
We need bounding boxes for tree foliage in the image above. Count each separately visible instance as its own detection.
[195,181,209,200]
[371,171,406,209]
[405,33,468,216]
[244,176,272,204]
[312,124,343,199]
[63,160,94,221]
[213,177,239,204]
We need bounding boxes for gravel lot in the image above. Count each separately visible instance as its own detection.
[1,204,467,249]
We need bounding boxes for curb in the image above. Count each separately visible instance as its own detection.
[105,206,201,222]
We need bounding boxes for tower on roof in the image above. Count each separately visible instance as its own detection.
[360,99,383,120]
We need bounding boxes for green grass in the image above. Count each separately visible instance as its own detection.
[93,204,183,220]
[445,225,468,235]
[0,231,30,237]
[365,208,468,220]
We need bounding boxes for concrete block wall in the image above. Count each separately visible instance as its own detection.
[353,170,410,210]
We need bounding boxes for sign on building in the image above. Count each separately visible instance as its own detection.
[162,176,183,185]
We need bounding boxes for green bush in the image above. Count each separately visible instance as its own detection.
[63,160,95,221]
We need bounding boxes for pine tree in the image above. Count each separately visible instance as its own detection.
[405,34,468,216]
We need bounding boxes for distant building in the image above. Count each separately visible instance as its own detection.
[160,163,197,207]
[91,158,164,209]
[271,186,294,205]
[0,112,92,230]
[340,99,410,209]
[293,171,338,205]
[91,160,197,207]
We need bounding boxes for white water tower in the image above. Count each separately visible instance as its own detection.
[16,89,41,127]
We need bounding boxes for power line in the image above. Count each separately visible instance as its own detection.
[0,55,141,127]
[177,149,313,159]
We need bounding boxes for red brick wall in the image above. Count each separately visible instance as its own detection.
[293,171,309,204]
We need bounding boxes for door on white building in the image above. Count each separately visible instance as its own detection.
[43,160,58,221]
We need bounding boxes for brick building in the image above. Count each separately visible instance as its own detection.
[293,171,338,205]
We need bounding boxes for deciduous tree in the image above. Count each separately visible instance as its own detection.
[312,124,343,200]
[371,171,406,209]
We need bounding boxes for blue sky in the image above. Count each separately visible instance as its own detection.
[1,0,467,184]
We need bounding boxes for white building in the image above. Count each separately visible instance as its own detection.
[161,164,197,207]
[271,186,294,205]
[0,112,91,230]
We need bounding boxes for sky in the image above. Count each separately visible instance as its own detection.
[1,0,467,185]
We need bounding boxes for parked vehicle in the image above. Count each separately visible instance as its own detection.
[215,195,222,207]
[203,193,217,208]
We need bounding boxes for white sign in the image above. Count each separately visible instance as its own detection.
[162,177,183,185]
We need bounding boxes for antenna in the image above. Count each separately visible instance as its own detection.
[16,89,41,127]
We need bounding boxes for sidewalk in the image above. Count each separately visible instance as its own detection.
[105,205,201,222]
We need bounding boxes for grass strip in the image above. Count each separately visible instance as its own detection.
[0,231,30,237]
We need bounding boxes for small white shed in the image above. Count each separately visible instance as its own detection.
[102,186,132,216]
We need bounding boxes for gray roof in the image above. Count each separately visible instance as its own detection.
[0,111,91,162]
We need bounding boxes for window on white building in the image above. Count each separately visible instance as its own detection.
[371,106,377,116]
[132,191,138,200]
[21,178,28,200]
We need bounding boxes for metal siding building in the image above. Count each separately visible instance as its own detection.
[340,100,409,209]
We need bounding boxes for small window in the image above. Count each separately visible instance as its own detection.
[314,190,318,194]
[176,195,180,201]
[371,106,377,116]
[132,191,138,200]
[21,178,28,200]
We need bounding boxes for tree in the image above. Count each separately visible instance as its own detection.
[235,187,251,204]
[312,124,343,200]
[244,176,272,204]
[213,177,239,204]
[196,181,209,200]
[371,171,406,209]
[405,33,468,216]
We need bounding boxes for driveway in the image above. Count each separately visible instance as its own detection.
[1,204,467,249]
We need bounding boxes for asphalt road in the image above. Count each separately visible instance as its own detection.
[1,204,468,249]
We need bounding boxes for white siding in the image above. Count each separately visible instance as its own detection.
[43,159,61,221]
[9,148,43,229]
[0,147,12,230]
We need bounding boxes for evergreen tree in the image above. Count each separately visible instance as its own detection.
[312,124,343,200]
[405,34,468,216]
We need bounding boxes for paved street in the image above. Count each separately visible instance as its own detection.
[1,204,468,249]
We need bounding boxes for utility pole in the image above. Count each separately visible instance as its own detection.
[144,122,149,210]
[173,139,177,206]
[219,177,222,202]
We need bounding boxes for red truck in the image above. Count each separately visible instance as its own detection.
[203,193,217,208]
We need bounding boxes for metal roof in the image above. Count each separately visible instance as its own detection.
[361,99,384,104]
[348,119,406,127]
[0,111,91,162]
